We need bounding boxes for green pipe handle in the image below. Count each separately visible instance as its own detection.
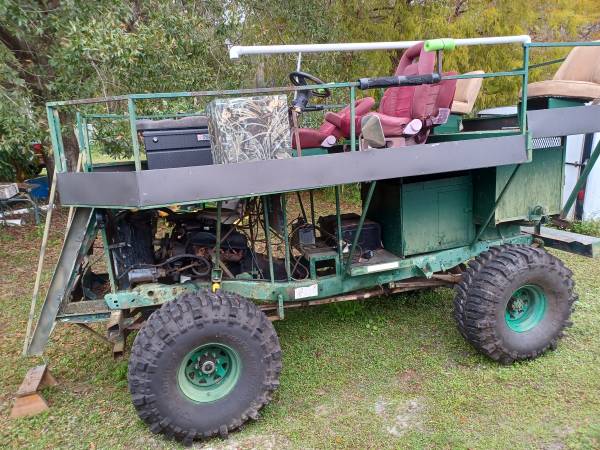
[424,38,456,52]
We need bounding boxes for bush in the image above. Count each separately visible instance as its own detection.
[0,101,42,182]
[569,220,600,237]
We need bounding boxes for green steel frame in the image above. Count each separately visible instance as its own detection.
[35,39,600,329]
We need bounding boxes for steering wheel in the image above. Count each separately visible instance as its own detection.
[289,71,332,98]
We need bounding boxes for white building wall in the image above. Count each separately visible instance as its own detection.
[583,133,600,220]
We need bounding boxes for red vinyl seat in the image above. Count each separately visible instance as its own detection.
[292,97,375,148]
[332,42,458,143]
[293,42,457,148]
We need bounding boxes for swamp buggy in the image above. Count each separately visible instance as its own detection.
[22,36,600,443]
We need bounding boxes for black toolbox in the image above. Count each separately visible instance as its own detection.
[318,213,382,251]
[137,116,213,170]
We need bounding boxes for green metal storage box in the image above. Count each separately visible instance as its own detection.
[366,175,474,257]
[473,145,565,224]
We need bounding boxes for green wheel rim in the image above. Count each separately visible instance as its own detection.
[177,343,241,403]
[505,284,547,333]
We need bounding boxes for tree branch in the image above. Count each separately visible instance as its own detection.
[0,25,47,99]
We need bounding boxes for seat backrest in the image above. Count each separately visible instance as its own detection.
[451,71,484,114]
[378,42,437,119]
[554,45,600,83]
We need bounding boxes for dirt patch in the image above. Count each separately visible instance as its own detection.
[195,433,290,450]
[395,368,423,392]
[374,396,426,437]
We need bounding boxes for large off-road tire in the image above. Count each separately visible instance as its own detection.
[453,244,577,363]
[128,290,281,445]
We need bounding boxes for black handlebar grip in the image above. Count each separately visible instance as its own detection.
[358,73,442,90]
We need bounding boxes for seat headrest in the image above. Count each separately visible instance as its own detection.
[553,45,600,84]
[451,71,485,115]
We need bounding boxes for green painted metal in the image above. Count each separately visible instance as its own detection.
[443,70,525,81]
[46,106,61,172]
[473,142,565,227]
[505,285,547,333]
[432,114,462,134]
[561,138,600,219]
[282,194,291,280]
[35,39,600,356]
[104,233,532,309]
[263,196,275,283]
[127,98,142,172]
[402,175,475,255]
[334,186,343,264]
[309,190,316,227]
[367,176,476,257]
[472,164,522,244]
[82,117,92,172]
[212,201,223,283]
[177,343,241,403]
[100,225,117,293]
[519,45,530,132]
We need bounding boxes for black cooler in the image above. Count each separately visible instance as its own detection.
[137,116,213,170]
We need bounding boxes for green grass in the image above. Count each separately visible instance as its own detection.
[1,213,600,449]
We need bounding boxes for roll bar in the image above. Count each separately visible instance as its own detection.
[229,35,532,59]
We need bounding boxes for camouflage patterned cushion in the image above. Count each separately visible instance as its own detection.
[206,95,292,164]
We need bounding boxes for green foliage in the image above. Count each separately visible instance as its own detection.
[569,220,600,237]
[0,0,599,167]
[0,97,42,181]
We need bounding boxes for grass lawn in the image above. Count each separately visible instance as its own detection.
[1,207,600,449]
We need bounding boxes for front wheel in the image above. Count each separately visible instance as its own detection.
[454,245,577,363]
[128,290,281,444]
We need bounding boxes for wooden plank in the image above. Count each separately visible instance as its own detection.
[10,394,49,418]
[15,365,57,397]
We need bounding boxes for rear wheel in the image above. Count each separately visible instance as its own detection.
[453,245,576,363]
[128,290,281,445]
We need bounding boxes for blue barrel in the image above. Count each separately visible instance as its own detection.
[25,175,50,200]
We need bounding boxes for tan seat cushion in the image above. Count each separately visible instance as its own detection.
[527,45,600,99]
[527,79,600,100]
[451,70,484,114]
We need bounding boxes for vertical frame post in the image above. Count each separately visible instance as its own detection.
[46,106,63,173]
[350,86,356,151]
[309,190,316,227]
[75,112,86,169]
[335,186,343,264]
[345,181,376,273]
[282,194,291,280]
[82,117,92,172]
[127,97,142,171]
[212,201,223,284]
[262,196,275,283]
[100,226,117,293]
[519,44,530,133]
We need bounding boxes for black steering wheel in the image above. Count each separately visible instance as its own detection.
[289,71,332,98]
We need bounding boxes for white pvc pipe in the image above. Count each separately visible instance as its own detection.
[229,35,531,59]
